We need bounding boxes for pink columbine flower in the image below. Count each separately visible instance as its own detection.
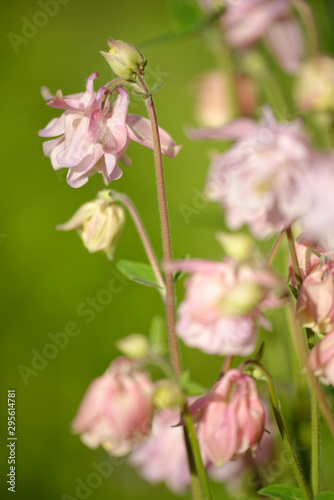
[189,108,314,239]
[308,331,334,386]
[288,236,326,288]
[39,73,181,188]
[72,357,155,456]
[166,258,285,356]
[193,369,265,466]
[297,263,334,335]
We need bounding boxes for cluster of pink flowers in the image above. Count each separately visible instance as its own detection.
[73,359,268,492]
[39,73,180,188]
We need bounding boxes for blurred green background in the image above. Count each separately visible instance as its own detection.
[1,1,334,499]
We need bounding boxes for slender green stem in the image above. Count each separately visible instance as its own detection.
[110,191,166,292]
[183,405,213,500]
[286,301,334,439]
[242,360,312,500]
[286,227,302,287]
[136,74,182,378]
[306,329,320,496]
[183,426,203,500]
[266,231,286,266]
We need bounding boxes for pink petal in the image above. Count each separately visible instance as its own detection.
[38,114,66,138]
[47,73,99,111]
[126,114,181,158]
[187,118,259,141]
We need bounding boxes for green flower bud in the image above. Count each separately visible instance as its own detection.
[154,380,184,410]
[100,38,147,80]
[115,334,150,359]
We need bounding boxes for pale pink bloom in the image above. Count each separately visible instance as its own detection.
[166,258,285,356]
[297,263,334,335]
[190,109,314,238]
[194,369,265,466]
[129,408,191,493]
[72,357,155,456]
[39,73,181,188]
[222,0,304,74]
[57,195,125,260]
[288,236,325,288]
[308,331,334,385]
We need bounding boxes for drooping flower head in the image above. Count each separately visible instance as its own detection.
[193,369,266,466]
[39,74,181,188]
[72,357,155,456]
[190,109,315,238]
[166,258,286,356]
[57,191,125,260]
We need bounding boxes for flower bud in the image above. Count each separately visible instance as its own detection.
[216,232,255,260]
[154,380,184,410]
[295,56,334,113]
[100,38,146,80]
[57,194,125,260]
[115,334,150,359]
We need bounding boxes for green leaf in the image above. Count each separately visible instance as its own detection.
[314,493,334,500]
[150,75,165,92]
[289,284,299,300]
[149,316,167,354]
[116,260,163,289]
[258,484,304,500]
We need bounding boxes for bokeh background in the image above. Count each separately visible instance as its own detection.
[1,1,334,499]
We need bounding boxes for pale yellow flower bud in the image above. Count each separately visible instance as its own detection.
[115,334,150,359]
[100,38,146,80]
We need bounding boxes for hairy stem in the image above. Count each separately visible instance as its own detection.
[137,74,181,377]
[137,74,212,499]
